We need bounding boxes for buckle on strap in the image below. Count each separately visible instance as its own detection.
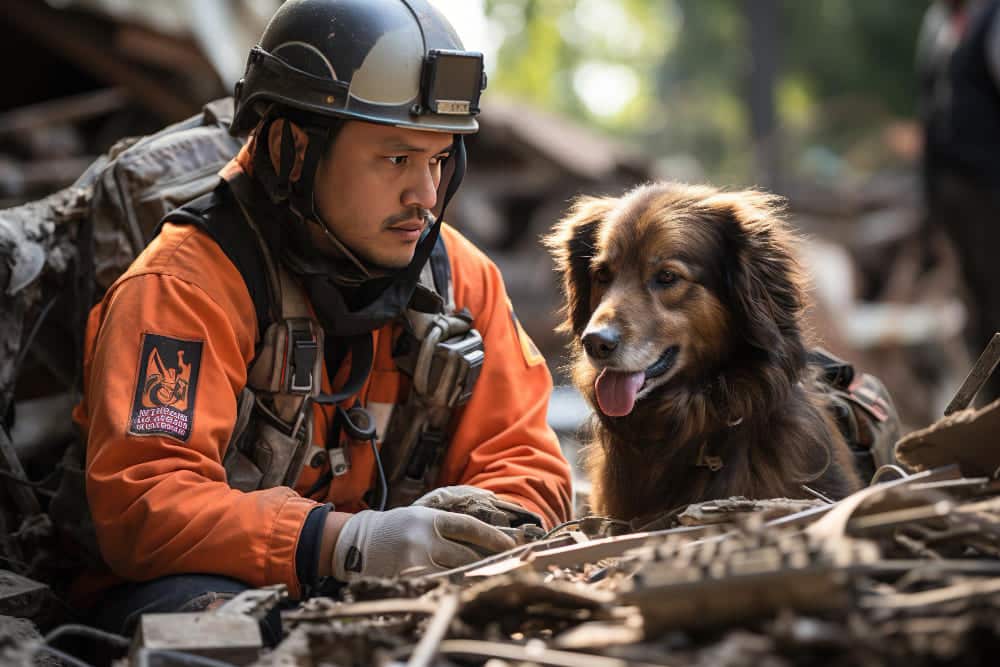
[435,330,484,406]
[411,319,484,408]
[287,320,318,394]
[405,428,445,481]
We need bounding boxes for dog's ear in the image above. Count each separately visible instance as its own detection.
[714,191,807,373]
[544,196,617,336]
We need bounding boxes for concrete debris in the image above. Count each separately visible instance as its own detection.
[0,615,59,667]
[0,572,47,619]
[134,612,262,666]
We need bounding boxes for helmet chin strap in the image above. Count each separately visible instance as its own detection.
[251,112,468,277]
[237,116,471,407]
[303,133,467,278]
[306,215,377,284]
[437,135,467,226]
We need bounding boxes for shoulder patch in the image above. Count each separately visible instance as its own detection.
[510,307,545,368]
[128,333,204,442]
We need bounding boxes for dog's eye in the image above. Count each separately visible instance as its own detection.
[655,270,678,286]
[593,267,612,285]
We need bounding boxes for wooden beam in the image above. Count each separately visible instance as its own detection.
[4,0,199,122]
[0,88,130,136]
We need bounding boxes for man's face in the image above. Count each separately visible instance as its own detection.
[313,121,454,269]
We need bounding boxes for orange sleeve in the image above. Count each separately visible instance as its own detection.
[81,231,318,599]
[438,227,573,528]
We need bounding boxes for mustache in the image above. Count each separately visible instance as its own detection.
[383,208,434,228]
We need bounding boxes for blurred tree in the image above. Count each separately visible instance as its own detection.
[482,0,931,184]
[484,0,674,127]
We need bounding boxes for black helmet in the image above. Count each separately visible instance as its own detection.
[231,0,487,136]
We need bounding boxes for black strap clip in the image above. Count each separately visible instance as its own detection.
[288,322,318,393]
[405,429,445,481]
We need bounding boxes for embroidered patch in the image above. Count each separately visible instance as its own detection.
[510,307,544,367]
[128,333,203,442]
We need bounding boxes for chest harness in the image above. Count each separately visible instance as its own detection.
[167,183,484,508]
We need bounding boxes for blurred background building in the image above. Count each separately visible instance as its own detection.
[0,0,983,477]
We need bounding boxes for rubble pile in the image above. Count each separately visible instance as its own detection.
[243,350,1000,667]
[8,381,1000,665]
[255,464,1000,667]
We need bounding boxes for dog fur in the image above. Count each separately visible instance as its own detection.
[545,182,862,523]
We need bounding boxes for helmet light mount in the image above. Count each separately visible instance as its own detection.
[419,49,487,117]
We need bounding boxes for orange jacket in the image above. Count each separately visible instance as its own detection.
[73,219,572,601]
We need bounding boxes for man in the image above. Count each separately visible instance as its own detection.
[73,0,572,641]
[918,0,1000,403]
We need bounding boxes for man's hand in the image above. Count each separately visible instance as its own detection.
[414,485,544,527]
[331,506,516,581]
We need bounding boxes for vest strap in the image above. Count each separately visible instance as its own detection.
[166,178,480,502]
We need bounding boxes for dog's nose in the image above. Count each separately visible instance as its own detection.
[582,327,620,360]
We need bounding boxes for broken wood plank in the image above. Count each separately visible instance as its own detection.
[6,0,199,122]
[0,89,130,137]
[945,332,1000,415]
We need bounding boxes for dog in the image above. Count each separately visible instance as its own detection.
[545,182,863,524]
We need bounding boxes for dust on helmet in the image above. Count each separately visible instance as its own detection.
[231,0,486,136]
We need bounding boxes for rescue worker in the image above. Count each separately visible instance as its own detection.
[918,0,1000,403]
[73,0,572,642]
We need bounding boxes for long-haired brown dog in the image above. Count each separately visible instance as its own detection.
[545,182,863,524]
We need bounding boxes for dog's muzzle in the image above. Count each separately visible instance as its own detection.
[593,345,679,417]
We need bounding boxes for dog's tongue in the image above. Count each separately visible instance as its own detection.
[595,369,645,417]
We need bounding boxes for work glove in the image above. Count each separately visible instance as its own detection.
[414,485,544,528]
[332,505,516,581]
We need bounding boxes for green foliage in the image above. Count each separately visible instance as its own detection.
[782,0,927,117]
[482,0,932,183]
[486,0,673,126]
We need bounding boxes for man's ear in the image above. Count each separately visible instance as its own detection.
[544,196,617,337]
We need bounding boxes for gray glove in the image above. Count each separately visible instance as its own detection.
[414,485,544,528]
[332,505,516,581]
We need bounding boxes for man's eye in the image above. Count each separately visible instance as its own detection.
[387,156,408,166]
[431,153,451,166]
